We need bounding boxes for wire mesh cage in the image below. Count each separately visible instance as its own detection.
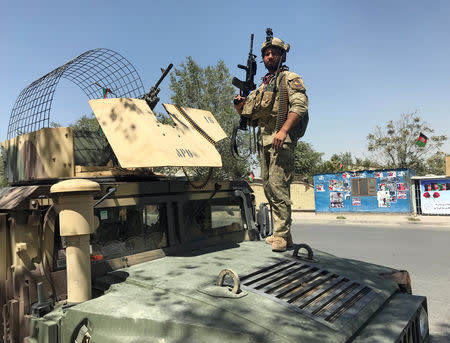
[7,48,146,139]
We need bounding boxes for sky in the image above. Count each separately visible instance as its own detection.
[1,0,449,161]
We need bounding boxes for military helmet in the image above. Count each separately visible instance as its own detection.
[261,37,290,56]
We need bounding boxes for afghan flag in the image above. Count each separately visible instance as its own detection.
[102,87,110,99]
[248,171,255,183]
[415,132,428,147]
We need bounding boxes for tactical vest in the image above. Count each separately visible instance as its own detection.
[241,72,309,143]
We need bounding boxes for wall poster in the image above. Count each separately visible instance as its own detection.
[420,179,450,214]
[397,191,407,199]
[330,192,344,208]
[377,191,391,207]
[329,180,344,191]
[397,183,407,191]
[352,198,361,206]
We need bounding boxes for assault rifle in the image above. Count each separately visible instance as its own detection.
[232,34,257,130]
[143,63,173,110]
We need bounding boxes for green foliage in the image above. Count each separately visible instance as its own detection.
[0,153,8,187]
[293,141,324,176]
[367,112,447,175]
[154,112,173,125]
[51,113,102,132]
[292,143,379,180]
[69,113,102,132]
[169,57,255,180]
[354,157,378,170]
[315,160,336,174]
[331,152,353,167]
[425,152,447,175]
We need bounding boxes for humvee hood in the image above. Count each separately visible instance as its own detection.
[62,241,401,343]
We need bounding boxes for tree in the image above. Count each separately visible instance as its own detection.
[367,112,447,175]
[354,157,379,170]
[425,152,447,175]
[51,113,102,132]
[0,153,8,187]
[332,152,353,168]
[169,57,254,180]
[293,142,324,178]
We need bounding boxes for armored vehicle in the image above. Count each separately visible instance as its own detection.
[1,49,429,343]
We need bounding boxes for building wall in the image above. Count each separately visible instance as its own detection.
[314,169,413,213]
[251,181,315,211]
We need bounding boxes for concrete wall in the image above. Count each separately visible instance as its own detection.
[250,180,315,211]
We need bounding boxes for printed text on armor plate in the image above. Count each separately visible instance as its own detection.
[176,148,194,158]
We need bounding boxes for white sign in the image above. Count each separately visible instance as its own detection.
[420,179,450,214]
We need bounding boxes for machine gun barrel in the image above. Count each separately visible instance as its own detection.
[152,63,173,91]
[143,63,173,110]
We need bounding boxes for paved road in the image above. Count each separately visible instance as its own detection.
[291,222,450,343]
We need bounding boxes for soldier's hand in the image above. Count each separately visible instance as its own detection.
[272,130,287,150]
[233,95,246,114]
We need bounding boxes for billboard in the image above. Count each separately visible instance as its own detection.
[420,179,450,214]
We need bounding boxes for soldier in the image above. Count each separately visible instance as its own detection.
[234,33,309,252]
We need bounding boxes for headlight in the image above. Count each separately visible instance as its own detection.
[418,306,429,339]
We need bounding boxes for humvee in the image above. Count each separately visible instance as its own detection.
[1,49,429,342]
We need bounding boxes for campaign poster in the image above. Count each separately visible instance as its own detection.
[397,183,407,191]
[343,180,351,192]
[389,190,397,203]
[330,192,344,208]
[316,184,325,192]
[329,180,344,191]
[379,179,397,192]
[375,171,383,178]
[352,198,361,206]
[397,191,407,199]
[420,179,450,214]
[377,191,390,207]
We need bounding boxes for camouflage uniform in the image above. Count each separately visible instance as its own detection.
[242,70,308,239]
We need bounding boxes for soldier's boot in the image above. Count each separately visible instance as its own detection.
[265,234,293,247]
[272,236,287,252]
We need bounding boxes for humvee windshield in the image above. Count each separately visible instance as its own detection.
[52,191,247,270]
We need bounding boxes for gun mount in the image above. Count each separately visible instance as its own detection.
[1,50,226,185]
[143,63,173,110]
